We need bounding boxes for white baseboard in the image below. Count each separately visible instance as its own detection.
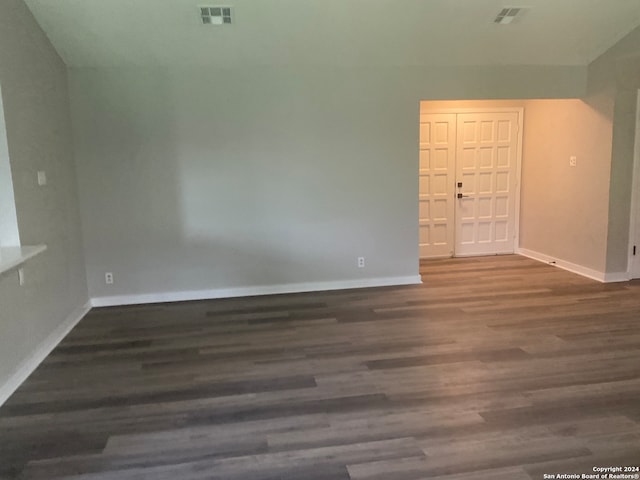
[91,275,423,308]
[516,247,628,283]
[0,301,91,407]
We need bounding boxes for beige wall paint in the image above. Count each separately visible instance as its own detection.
[0,0,88,388]
[520,100,612,271]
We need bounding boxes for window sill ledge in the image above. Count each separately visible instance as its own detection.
[0,245,47,276]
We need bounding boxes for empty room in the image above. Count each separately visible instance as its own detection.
[1,0,640,479]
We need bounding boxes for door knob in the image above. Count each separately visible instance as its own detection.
[457,193,470,199]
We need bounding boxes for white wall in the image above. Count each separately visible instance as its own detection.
[0,0,88,393]
[70,65,586,303]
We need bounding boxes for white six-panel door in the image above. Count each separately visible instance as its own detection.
[419,114,456,258]
[419,111,520,258]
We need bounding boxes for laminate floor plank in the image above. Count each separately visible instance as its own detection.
[1,255,639,479]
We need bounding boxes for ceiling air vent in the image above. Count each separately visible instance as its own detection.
[200,6,232,25]
[494,7,526,24]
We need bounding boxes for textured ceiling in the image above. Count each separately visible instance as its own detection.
[23,0,640,68]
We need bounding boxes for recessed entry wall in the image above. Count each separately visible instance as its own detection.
[419,101,525,259]
[519,99,611,274]
[420,99,612,275]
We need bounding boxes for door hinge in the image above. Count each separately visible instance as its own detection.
[634,245,637,256]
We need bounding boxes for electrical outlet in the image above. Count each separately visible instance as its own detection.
[357,257,365,268]
[569,156,577,167]
[105,272,114,285]
[37,170,47,186]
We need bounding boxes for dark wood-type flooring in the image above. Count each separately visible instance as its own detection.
[1,255,640,479]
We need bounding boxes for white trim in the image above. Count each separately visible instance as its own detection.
[0,301,91,407]
[421,107,525,114]
[513,109,524,253]
[454,251,515,258]
[627,90,640,279]
[517,247,610,282]
[91,276,424,308]
[0,245,47,276]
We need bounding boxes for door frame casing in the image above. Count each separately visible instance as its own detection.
[421,107,524,256]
